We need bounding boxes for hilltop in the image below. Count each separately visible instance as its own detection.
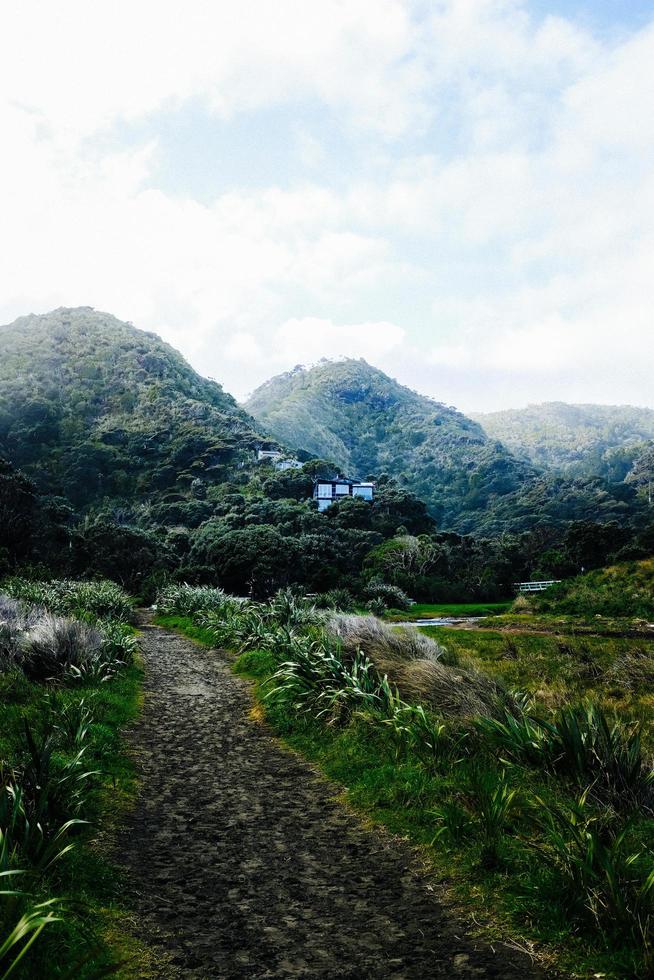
[474,401,654,480]
[245,359,642,533]
[0,307,266,507]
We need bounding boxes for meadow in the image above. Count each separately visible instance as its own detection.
[385,601,512,620]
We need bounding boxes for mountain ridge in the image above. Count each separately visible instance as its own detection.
[246,358,540,530]
[473,401,654,482]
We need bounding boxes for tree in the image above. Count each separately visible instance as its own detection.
[0,456,38,570]
[75,518,175,589]
[190,523,300,597]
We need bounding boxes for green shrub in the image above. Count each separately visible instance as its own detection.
[316,588,356,612]
[18,616,103,682]
[267,636,396,724]
[364,582,412,611]
[466,765,521,867]
[529,790,654,959]
[156,583,232,617]
[327,614,513,719]
[1,578,133,622]
[552,704,653,810]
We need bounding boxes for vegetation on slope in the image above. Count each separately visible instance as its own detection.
[534,559,654,620]
[0,310,651,605]
[157,585,654,979]
[0,307,265,508]
[245,358,535,529]
[245,360,646,534]
[475,401,654,486]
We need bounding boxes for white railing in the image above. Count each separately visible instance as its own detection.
[514,580,562,593]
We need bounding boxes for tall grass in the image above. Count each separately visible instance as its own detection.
[479,703,653,812]
[1,579,133,622]
[328,615,514,719]
[0,582,136,684]
[529,790,654,961]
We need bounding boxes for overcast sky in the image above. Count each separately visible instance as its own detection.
[1,1,653,412]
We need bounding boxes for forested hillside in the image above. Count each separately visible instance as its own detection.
[245,359,537,528]
[0,307,266,506]
[474,401,654,480]
[245,360,645,534]
[0,312,650,601]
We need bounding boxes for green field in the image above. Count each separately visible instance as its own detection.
[418,624,654,736]
[386,601,512,621]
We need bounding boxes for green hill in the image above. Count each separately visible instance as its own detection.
[0,307,266,507]
[474,401,654,479]
[245,359,536,529]
[535,558,654,619]
[245,360,643,533]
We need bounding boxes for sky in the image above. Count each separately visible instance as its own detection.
[1,0,653,413]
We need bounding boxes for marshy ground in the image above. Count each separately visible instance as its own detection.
[116,617,551,979]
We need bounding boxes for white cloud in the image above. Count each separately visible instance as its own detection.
[274,318,406,367]
[0,1,653,411]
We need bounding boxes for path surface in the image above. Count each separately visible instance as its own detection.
[116,620,552,979]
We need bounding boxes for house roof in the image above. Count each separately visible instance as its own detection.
[313,477,375,487]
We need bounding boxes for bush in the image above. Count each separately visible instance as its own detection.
[363,582,412,611]
[327,614,513,719]
[18,616,103,682]
[1,578,133,622]
[529,791,654,956]
[155,583,232,617]
[316,588,356,612]
[365,598,387,617]
[478,702,654,813]
[0,585,136,684]
[267,636,396,724]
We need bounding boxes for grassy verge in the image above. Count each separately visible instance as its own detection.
[0,662,151,978]
[161,611,654,979]
[385,601,512,621]
[0,579,155,978]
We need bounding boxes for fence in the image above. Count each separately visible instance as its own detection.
[514,580,562,593]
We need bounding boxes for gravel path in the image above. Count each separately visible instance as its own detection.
[116,619,553,979]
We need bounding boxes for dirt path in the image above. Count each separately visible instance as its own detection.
[116,620,553,979]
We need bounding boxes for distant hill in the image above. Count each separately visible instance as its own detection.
[474,402,654,480]
[244,359,641,533]
[0,307,266,507]
[245,358,534,529]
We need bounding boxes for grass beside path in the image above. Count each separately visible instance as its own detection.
[0,655,151,978]
[418,625,654,741]
[158,613,654,980]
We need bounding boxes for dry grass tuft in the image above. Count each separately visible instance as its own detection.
[327,614,511,718]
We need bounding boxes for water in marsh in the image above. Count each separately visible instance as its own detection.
[402,616,487,628]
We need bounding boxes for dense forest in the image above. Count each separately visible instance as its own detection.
[0,307,265,507]
[475,401,654,488]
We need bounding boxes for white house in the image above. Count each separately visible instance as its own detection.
[313,477,375,512]
[257,449,303,471]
